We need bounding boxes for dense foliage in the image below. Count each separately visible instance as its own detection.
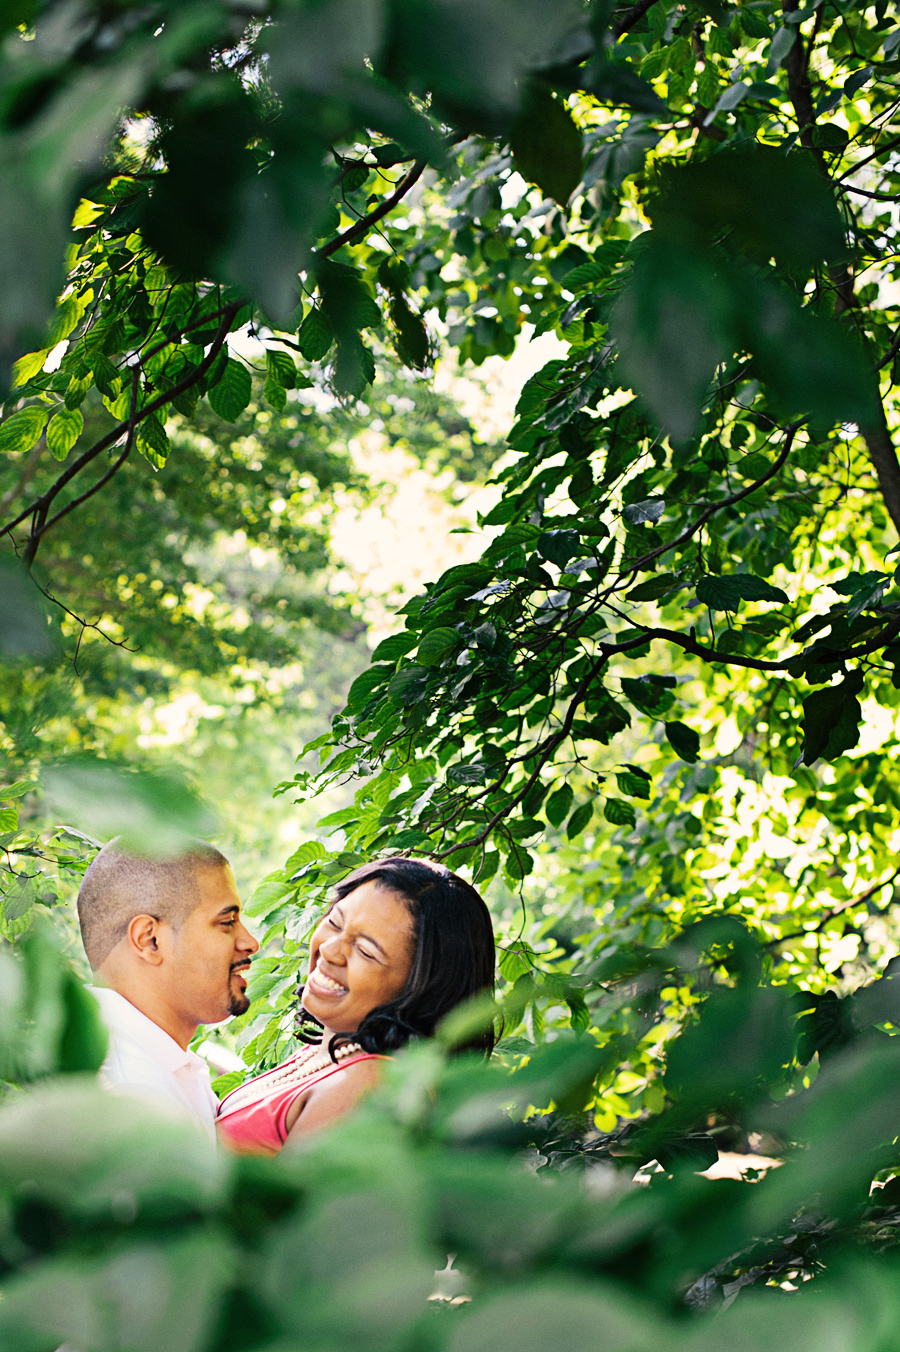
[6,0,900,1348]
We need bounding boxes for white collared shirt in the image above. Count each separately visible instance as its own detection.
[87,986,218,1144]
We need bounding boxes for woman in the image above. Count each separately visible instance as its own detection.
[217,856,496,1154]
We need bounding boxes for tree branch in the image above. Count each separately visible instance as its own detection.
[23,368,141,567]
[433,649,612,859]
[616,424,798,583]
[2,304,240,552]
[317,160,427,260]
[765,865,900,948]
[612,0,658,40]
[860,408,900,538]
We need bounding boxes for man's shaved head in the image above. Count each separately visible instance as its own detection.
[77,838,230,970]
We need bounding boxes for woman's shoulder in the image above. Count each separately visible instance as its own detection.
[284,1053,388,1139]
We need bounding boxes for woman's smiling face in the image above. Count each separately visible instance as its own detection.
[302,881,414,1034]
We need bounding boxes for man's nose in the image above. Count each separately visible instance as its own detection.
[237,920,259,954]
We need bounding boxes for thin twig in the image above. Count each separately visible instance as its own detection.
[317,161,428,260]
[24,367,141,565]
[612,0,657,39]
[765,865,900,948]
[3,305,239,551]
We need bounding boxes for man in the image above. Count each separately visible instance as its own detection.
[77,839,259,1142]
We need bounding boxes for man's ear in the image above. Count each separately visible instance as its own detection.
[126,914,166,966]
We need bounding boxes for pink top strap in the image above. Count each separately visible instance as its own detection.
[216,1051,386,1154]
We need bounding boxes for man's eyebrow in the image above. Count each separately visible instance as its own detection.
[217,903,241,918]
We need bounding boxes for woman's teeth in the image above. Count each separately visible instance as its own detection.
[312,969,348,995]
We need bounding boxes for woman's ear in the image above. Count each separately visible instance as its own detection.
[127,914,165,966]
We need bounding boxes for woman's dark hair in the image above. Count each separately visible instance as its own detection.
[298,857,497,1058]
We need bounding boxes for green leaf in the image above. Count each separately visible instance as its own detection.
[207,359,252,422]
[616,769,651,799]
[136,413,170,468]
[546,783,574,828]
[603,798,636,828]
[0,806,18,832]
[736,451,772,480]
[620,677,676,717]
[623,498,664,525]
[472,850,500,884]
[64,374,92,409]
[3,874,34,921]
[537,529,580,569]
[212,1071,244,1098]
[297,307,334,361]
[263,375,287,411]
[266,348,297,389]
[371,632,419,662]
[511,78,583,206]
[567,993,591,1035]
[588,54,670,113]
[389,292,430,370]
[417,626,462,667]
[665,720,701,763]
[505,842,535,880]
[346,665,393,711]
[45,407,83,461]
[627,573,681,602]
[829,571,889,620]
[696,572,789,610]
[0,405,50,454]
[332,339,376,397]
[447,763,487,785]
[612,235,732,441]
[383,827,428,849]
[387,665,429,707]
[91,354,120,399]
[567,801,595,838]
[43,758,215,856]
[802,671,864,765]
[12,350,49,388]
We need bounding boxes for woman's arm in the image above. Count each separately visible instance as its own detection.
[283,1058,384,1141]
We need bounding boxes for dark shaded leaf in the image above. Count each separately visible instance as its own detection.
[696,573,788,611]
[623,498,664,525]
[387,665,430,706]
[665,720,700,763]
[545,783,574,827]
[417,626,462,667]
[567,801,594,838]
[802,670,864,765]
[628,573,681,602]
[603,798,636,827]
[511,78,582,206]
[537,529,580,568]
[297,307,334,361]
[207,359,252,422]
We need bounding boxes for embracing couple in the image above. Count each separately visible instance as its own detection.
[78,840,496,1154]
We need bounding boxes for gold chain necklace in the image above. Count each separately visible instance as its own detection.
[219,1041,363,1115]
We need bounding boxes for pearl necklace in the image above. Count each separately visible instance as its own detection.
[219,1041,363,1115]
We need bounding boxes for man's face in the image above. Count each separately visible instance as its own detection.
[160,865,259,1025]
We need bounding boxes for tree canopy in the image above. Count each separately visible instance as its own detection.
[6,0,900,1346]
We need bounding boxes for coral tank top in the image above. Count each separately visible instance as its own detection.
[216,1051,386,1154]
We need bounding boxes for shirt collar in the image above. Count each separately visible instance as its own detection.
[87,986,207,1075]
